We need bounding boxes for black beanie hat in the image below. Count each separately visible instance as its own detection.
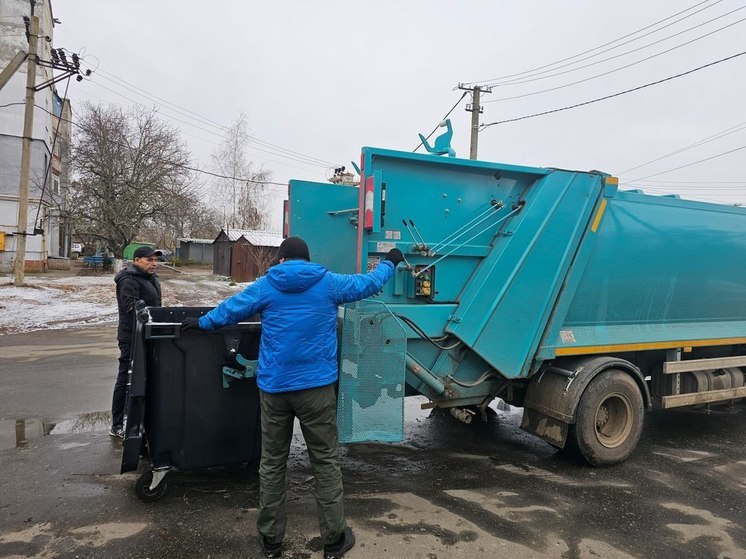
[277,236,310,261]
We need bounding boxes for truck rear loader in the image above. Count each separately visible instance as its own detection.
[287,147,746,466]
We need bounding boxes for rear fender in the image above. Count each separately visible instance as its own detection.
[520,356,651,448]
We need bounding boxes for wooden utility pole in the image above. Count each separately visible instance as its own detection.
[13,15,39,286]
[458,84,492,160]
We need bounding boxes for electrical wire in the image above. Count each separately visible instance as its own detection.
[484,12,746,101]
[92,67,228,132]
[413,91,468,152]
[34,103,289,186]
[620,188,743,205]
[483,1,735,88]
[84,79,331,170]
[479,50,746,129]
[627,179,746,184]
[635,186,746,192]
[179,164,287,186]
[460,0,718,86]
[0,102,25,109]
[94,70,333,167]
[32,77,71,230]
[70,54,334,167]
[616,121,746,175]
[620,144,746,184]
[65,88,327,178]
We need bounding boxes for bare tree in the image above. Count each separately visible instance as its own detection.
[68,103,197,257]
[138,190,223,250]
[210,114,271,230]
[247,244,278,277]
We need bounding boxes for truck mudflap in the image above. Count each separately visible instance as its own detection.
[520,356,651,448]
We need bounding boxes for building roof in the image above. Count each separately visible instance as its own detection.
[224,229,283,247]
[177,238,214,244]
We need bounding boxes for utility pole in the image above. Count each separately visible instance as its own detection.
[13,15,39,285]
[458,84,492,160]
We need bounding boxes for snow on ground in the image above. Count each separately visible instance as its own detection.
[0,268,246,336]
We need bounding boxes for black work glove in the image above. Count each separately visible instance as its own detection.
[385,248,404,267]
[181,317,201,332]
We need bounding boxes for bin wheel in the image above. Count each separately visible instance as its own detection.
[135,471,168,502]
[568,370,644,466]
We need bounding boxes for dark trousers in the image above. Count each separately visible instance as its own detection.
[111,341,131,429]
[256,383,346,545]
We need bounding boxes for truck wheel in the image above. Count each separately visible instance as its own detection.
[569,370,644,466]
[135,471,168,502]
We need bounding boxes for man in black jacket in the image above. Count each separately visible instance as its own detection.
[110,246,162,438]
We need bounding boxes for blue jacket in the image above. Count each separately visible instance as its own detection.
[199,259,395,393]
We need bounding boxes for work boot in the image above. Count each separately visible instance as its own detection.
[323,527,355,559]
[258,535,282,558]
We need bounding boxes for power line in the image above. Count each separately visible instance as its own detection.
[65,89,327,177]
[626,179,746,184]
[92,66,228,131]
[83,79,331,170]
[94,68,333,166]
[461,0,719,86]
[620,144,746,183]
[34,75,71,229]
[84,78,332,169]
[635,186,746,192]
[616,121,746,174]
[413,92,468,152]
[73,56,334,167]
[483,1,735,88]
[479,50,746,129]
[618,183,744,205]
[484,10,746,101]
[34,103,289,187]
[179,164,287,187]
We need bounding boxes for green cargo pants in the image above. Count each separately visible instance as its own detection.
[256,383,347,546]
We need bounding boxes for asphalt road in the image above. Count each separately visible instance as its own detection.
[0,326,745,558]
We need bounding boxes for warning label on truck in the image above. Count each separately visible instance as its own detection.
[367,256,381,272]
[375,242,396,253]
[559,330,576,343]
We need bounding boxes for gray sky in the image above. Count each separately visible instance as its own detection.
[54,0,746,228]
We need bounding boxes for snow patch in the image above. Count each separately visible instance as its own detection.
[0,272,249,336]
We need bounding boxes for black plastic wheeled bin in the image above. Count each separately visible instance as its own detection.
[120,306,262,501]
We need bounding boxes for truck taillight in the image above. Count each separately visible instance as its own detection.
[283,199,289,238]
[364,176,374,230]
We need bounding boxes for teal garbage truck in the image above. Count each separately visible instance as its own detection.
[286,146,746,466]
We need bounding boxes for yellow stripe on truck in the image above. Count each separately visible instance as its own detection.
[555,337,746,356]
[590,198,607,233]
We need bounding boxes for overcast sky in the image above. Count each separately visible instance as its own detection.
[53,0,746,229]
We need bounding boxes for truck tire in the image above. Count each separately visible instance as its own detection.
[568,370,644,466]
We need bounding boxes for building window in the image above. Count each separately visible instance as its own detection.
[53,93,63,117]
[52,177,60,195]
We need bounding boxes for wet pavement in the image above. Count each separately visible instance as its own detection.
[1,326,745,558]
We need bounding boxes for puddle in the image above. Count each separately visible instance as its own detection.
[50,411,111,435]
[0,397,512,451]
[0,417,53,450]
[0,411,111,451]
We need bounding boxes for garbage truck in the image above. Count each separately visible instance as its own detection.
[285,146,746,467]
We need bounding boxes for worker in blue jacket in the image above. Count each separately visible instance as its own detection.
[182,236,403,559]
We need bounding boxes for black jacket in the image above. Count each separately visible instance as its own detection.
[115,264,162,343]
